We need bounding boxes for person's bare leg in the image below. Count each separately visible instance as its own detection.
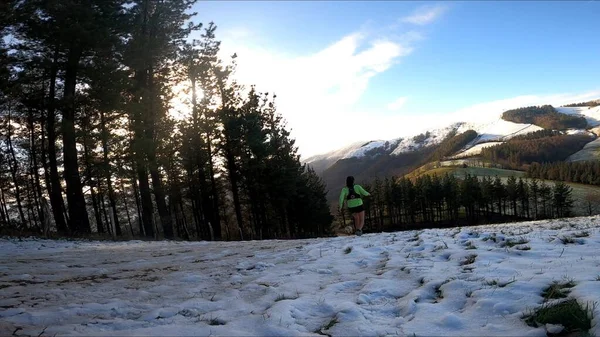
[352,212,360,231]
[357,211,365,231]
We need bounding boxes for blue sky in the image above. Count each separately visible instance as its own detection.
[191,1,600,158]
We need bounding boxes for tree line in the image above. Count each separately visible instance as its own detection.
[0,0,333,240]
[563,101,600,108]
[343,173,575,232]
[502,105,588,130]
[479,132,592,170]
[526,161,600,186]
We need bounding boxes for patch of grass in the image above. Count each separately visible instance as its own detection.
[344,247,352,254]
[465,241,477,250]
[574,231,590,238]
[275,294,296,302]
[58,273,110,284]
[559,236,577,245]
[542,280,576,300]
[460,254,477,266]
[498,278,517,288]
[486,279,499,287]
[523,299,595,335]
[432,245,446,252]
[408,234,420,242]
[467,231,480,238]
[314,317,339,334]
[201,315,226,326]
[434,284,444,301]
[482,234,498,243]
[501,236,529,248]
[324,317,338,330]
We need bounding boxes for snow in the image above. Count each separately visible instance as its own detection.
[2,217,600,336]
[468,120,543,143]
[304,141,371,164]
[341,140,393,159]
[566,129,593,136]
[391,123,465,156]
[567,137,600,162]
[306,103,600,166]
[450,142,504,159]
[557,106,600,127]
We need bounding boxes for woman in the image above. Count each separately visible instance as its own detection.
[339,176,370,236]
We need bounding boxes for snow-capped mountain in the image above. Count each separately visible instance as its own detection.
[305,119,542,172]
[305,103,600,173]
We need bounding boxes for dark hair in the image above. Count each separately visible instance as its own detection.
[346,176,355,188]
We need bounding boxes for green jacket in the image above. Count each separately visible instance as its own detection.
[339,184,370,210]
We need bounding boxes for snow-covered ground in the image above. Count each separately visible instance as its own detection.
[390,123,468,156]
[469,120,542,143]
[557,106,600,127]
[568,137,600,162]
[2,218,600,337]
[450,142,504,159]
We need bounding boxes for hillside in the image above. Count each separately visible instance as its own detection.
[320,128,480,200]
[305,123,468,174]
[309,99,600,211]
[1,218,599,336]
[502,105,588,130]
[568,138,600,162]
[557,106,600,127]
[306,119,543,173]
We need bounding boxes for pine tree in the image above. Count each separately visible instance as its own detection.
[506,176,518,216]
[553,182,573,218]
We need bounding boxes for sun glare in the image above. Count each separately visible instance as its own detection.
[169,82,204,121]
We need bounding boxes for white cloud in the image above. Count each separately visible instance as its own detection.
[401,5,448,26]
[215,14,599,159]
[218,29,415,158]
[387,97,408,111]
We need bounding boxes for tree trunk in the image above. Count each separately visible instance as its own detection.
[29,110,44,228]
[89,185,104,234]
[100,111,121,236]
[223,140,244,233]
[147,153,173,239]
[119,179,134,236]
[62,44,90,233]
[99,192,111,236]
[205,131,222,240]
[178,198,191,240]
[6,107,27,226]
[82,132,104,234]
[27,151,40,229]
[0,188,7,226]
[0,187,10,227]
[136,163,154,238]
[144,65,173,239]
[131,173,145,236]
[46,45,68,233]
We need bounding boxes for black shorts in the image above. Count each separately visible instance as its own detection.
[348,205,364,214]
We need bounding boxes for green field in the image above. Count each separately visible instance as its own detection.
[414,166,600,217]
